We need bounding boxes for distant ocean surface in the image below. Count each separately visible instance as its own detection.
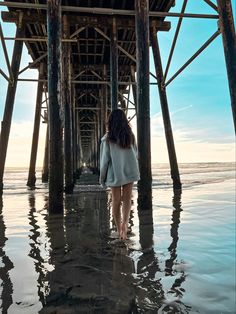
[0,162,235,313]
[3,162,235,192]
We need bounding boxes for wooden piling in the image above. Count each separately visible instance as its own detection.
[96,112,100,170]
[217,0,236,134]
[47,0,64,212]
[42,125,49,182]
[110,17,118,110]
[27,64,44,187]
[150,27,182,190]
[63,15,74,194]
[135,0,152,209]
[77,119,82,170]
[131,65,137,109]
[101,64,107,135]
[0,22,24,191]
[71,85,77,177]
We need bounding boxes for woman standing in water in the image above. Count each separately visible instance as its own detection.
[99,109,140,240]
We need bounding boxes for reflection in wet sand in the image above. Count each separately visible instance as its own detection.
[40,191,137,313]
[28,193,50,306]
[158,190,190,313]
[1,164,235,312]
[133,208,164,311]
[35,189,191,313]
[133,190,192,313]
[0,196,14,313]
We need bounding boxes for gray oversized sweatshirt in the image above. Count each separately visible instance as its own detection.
[99,134,140,187]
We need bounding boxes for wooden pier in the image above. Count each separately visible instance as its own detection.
[0,0,235,212]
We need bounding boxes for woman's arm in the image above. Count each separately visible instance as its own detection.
[99,138,110,186]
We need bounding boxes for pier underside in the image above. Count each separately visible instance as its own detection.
[0,0,235,212]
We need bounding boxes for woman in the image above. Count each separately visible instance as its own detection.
[99,109,140,240]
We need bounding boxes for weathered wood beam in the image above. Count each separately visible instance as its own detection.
[75,110,82,169]
[163,0,188,83]
[0,22,24,191]
[0,3,219,19]
[0,68,10,82]
[27,64,44,187]
[76,107,100,110]
[70,84,77,175]
[204,0,218,12]
[62,15,74,194]
[110,18,118,110]
[0,21,13,81]
[150,27,181,189]
[47,0,63,212]
[94,27,158,80]
[164,30,220,87]
[1,11,171,31]
[130,65,137,109]
[101,65,107,136]
[135,0,152,210]
[217,0,236,133]
[75,64,135,72]
[42,125,49,182]
[19,52,47,75]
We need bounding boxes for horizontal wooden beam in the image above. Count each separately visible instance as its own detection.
[76,64,135,72]
[76,107,100,110]
[0,3,219,19]
[79,121,97,124]
[17,78,158,85]
[1,11,171,31]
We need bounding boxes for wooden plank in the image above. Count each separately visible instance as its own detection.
[135,0,152,209]
[150,27,182,189]
[62,15,74,194]
[47,0,64,212]
[0,23,24,191]
[1,11,171,31]
[27,63,44,187]
[217,0,236,133]
[42,125,49,182]
[110,17,118,110]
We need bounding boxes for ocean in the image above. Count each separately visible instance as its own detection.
[0,162,235,313]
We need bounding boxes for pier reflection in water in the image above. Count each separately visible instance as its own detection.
[0,196,14,313]
[132,189,190,313]
[37,188,190,313]
[0,187,190,313]
[0,185,191,313]
[1,164,235,313]
[28,194,50,306]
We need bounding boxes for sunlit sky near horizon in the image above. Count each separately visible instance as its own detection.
[0,0,235,167]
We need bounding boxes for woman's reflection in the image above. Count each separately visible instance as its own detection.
[0,196,14,313]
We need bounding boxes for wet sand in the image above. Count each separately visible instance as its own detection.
[0,171,235,313]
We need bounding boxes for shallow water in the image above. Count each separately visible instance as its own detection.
[0,163,235,313]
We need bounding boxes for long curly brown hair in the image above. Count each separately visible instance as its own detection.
[107,109,135,148]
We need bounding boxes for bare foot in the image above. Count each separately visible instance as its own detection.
[120,223,128,240]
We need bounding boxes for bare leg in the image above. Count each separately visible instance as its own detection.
[111,186,122,238]
[121,182,133,240]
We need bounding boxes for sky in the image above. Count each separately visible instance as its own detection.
[0,0,235,167]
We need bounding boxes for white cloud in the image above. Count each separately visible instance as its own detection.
[130,113,235,163]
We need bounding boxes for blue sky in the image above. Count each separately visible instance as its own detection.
[0,0,235,166]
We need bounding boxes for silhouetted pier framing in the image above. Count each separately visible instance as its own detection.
[0,0,235,212]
